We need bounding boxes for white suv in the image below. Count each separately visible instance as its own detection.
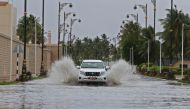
[77,60,109,83]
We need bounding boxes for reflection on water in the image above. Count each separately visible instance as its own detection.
[0,76,190,109]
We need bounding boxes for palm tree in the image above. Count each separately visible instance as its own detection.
[120,21,143,64]
[17,14,42,44]
[140,26,160,64]
[160,9,190,61]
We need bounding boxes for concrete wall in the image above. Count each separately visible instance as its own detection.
[43,48,51,72]
[26,44,42,76]
[0,33,23,81]
[0,34,54,81]
[46,44,62,63]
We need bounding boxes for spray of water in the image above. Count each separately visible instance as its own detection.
[48,57,135,86]
[49,57,79,84]
[107,59,133,86]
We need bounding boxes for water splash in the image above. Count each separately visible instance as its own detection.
[48,57,135,86]
[107,59,133,86]
[49,57,79,84]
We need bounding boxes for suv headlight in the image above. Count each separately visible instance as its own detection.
[101,71,106,76]
[80,71,85,75]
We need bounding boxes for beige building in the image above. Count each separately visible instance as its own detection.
[0,2,17,37]
[0,2,20,81]
[46,31,62,63]
[173,60,190,69]
[0,2,62,81]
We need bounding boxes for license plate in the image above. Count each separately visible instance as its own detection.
[90,77,96,80]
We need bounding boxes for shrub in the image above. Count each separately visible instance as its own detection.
[162,66,169,72]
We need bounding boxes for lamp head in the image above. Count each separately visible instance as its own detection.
[174,4,177,9]
[69,4,72,8]
[127,15,129,18]
[134,5,137,10]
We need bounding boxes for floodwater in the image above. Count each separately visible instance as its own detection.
[1,58,190,109]
[1,76,190,109]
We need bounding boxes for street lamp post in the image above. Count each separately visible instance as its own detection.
[40,0,45,76]
[35,18,37,76]
[68,18,81,56]
[160,40,162,74]
[134,4,148,28]
[151,0,156,40]
[35,17,40,76]
[148,40,150,72]
[63,12,75,56]
[181,24,184,79]
[58,2,72,59]
[170,0,174,65]
[20,0,27,81]
[181,24,190,79]
[58,2,61,60]
[10,0,14,81]
[159,39,164,74]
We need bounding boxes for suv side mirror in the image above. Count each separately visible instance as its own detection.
[105,66,110,71]
[76,66,80,69]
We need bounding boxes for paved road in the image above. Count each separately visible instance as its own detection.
[0,75,190,109]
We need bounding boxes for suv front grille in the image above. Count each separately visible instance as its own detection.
[85,72,100,76]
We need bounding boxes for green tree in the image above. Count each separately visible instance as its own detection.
[159,9,190,60]
[119,21,160,65]
[120,21,143,64]
[140,26,160,63]
[72,38,82,64]
[71,34,112,64]
[101,34,110,60]
[16,14,42,44]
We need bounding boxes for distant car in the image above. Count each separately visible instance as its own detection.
[77,60,109,83]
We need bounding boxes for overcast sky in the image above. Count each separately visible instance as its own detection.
[2,0,190,43]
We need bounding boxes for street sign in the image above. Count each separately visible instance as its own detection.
[13,44,23,53]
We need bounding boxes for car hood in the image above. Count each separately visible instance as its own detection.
[80,68,106,72]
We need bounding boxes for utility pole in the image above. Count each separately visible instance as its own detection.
[145,4,147,28]
[170,0,173,65]
[151,0,156,40]
[20,0,27,81]
[69,19,73,56]
[63,12,66,56]
[40,0,45,76]
[58,2,61,59]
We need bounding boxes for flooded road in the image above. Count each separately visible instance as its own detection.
[0,75,190,109]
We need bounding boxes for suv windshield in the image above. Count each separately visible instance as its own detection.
[81,62,104,69]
